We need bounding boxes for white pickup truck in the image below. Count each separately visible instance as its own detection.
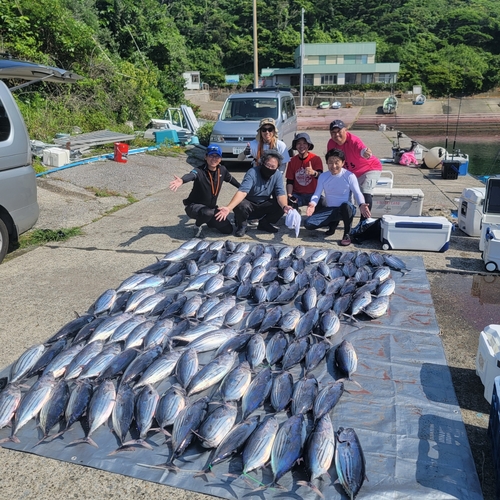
[0,58,81,263]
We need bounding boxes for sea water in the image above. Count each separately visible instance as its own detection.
[407,133,500,178]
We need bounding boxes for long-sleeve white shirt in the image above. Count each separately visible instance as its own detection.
[310,168,365,207]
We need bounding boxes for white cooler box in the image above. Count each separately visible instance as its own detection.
[476,324,500,403]
[376,171,394,188]
[43,147,70,167]
[380,215,452,252]
[371,188,424,218]
[479,216,500,252]
[457,187,485,237]
[484,228,500,272]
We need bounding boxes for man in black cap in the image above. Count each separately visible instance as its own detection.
[286,132,324,210]
[216,149,292,237]
[169,144,240,236]
[327,119,382,220]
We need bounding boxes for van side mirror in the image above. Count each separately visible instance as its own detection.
[282,112,287,121]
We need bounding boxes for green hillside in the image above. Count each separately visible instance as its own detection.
[1,0,499,138]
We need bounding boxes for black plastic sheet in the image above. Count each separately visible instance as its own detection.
[0,252,483,499]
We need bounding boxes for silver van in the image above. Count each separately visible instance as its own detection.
[209,87,297,164]
[0,58,82,263]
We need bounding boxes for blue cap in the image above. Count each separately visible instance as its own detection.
[206,144,222,157]
[329,119,346,130]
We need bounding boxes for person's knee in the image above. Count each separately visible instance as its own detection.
[304,219,315,230]
[218,223,234,235]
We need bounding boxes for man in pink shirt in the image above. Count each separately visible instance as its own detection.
[327,119,382,220]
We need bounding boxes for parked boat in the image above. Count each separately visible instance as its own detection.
[318,101,330,109]
[383,95,398,114]
[414,94,426,105]
[331,101,341,109]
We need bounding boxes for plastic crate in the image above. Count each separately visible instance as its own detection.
[488,375,500,498]
[441,161,459,179]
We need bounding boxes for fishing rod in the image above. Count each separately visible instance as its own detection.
[444,93,450,151]
[452,95,463,153]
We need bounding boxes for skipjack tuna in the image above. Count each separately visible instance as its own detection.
[0,239,406,498]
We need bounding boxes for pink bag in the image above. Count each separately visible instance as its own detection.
[399,151,418,166]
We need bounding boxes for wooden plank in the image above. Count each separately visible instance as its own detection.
[53,130,135,148]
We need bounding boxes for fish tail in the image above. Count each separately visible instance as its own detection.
[193,469,215,480]
[137,462,171,470]
[108,445,137,455]
[48,429,66,441]
[0,435,19,444]
[33,435,49,447]
[121,438,154,450]
[68,436,99,448]
[241,471,266,489]
[297,480,325,499]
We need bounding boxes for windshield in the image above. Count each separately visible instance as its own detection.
[220,97,278,121]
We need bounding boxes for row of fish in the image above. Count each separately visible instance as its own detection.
[0,239,408,498]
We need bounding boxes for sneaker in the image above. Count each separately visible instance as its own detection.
[257,218,279,233]
[340,234,351,246]
[325,223,338,236]
[235,224,247,237]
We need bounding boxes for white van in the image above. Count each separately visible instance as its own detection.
[210,87,297,164]
[0,58,82,264]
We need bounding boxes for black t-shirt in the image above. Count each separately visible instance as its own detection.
[182,163,240,208]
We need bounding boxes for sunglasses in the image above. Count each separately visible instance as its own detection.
[261,127,274,133]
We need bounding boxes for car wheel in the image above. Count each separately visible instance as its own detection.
[0,218,9,265]
[485,261,497,272]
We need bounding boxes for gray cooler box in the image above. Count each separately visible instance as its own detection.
[371,188,424,218]
[381,215,453,252]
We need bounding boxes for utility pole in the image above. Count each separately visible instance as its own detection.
[300,8,304,106]
[253,0,258,89]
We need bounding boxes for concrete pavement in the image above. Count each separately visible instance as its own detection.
[0,124,497,498]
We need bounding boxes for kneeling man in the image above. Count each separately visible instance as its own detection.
[305,148,371,246]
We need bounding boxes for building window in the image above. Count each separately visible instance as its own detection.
[191,74,200,83]
[304,74,314,85]
[344,55,368,64]
[345,73,357,84]
[319,55,326,65]
[320,74,337,85]
[377,73,395,83]
[361,74,373,84]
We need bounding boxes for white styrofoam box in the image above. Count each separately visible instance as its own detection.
[380,215,452,252]
[371,188,424,218]
[479,216,500,251]
[458,187,485,237]
[475,324,500,403]
[43,147,70,167]
[376,171,394,189]
[484,228,500,272]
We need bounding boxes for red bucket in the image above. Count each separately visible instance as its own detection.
[114,142,129,163]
